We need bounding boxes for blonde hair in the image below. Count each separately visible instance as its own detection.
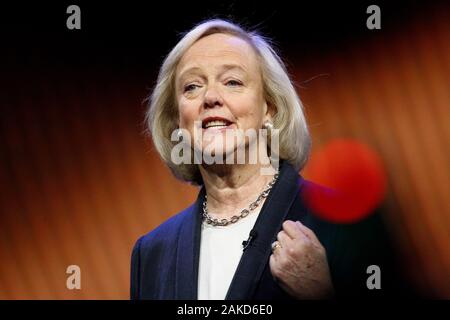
[146,19,311,185]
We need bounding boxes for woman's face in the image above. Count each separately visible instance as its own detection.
[175,33,272,161]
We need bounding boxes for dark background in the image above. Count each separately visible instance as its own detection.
[1,1,439,73]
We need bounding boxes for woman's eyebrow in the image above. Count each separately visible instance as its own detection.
[179,66,200,76]
[177,64,248,85]
[218,64,248,74]
[177,66,204,85]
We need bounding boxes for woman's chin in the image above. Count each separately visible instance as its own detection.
[199,143,242,164]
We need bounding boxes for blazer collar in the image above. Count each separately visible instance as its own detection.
[174,161,302,299]
[174,187,205,299]
[225,162,302,299]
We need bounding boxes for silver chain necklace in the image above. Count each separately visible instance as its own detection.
[202,170,279,226]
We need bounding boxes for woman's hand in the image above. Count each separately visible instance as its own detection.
[269,220,334,299]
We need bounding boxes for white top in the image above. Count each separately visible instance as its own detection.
[197,211,259,300]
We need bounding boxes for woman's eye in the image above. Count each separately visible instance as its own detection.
[225,80,242,87]
[184,84,199,92]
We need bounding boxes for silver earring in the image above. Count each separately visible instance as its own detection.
[263,121,274,131]
[176,129,183,139]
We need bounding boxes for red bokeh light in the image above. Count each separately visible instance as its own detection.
[302,139,387,223]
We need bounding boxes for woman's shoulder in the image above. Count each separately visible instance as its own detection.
[135,202,198,249]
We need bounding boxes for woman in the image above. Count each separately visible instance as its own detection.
[130,19,338,300]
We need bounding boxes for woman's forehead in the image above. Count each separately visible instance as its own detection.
[176,33,259,76]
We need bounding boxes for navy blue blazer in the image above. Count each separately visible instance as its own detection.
[130,161,405,299]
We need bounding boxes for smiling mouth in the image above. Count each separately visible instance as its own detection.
[202,117,233,130]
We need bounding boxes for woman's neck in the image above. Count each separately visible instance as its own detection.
[199,163,277,218]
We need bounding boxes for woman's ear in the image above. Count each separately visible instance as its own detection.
[264,102,276,122]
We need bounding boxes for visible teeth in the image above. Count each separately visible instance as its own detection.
[204,120,229,128]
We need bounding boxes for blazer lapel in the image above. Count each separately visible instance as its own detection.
[174,187,205,299]
[225,162,303,299]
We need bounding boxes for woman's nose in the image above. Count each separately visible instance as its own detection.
[203,86,224,109]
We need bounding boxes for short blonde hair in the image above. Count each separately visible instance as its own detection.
[146,19,311,185]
